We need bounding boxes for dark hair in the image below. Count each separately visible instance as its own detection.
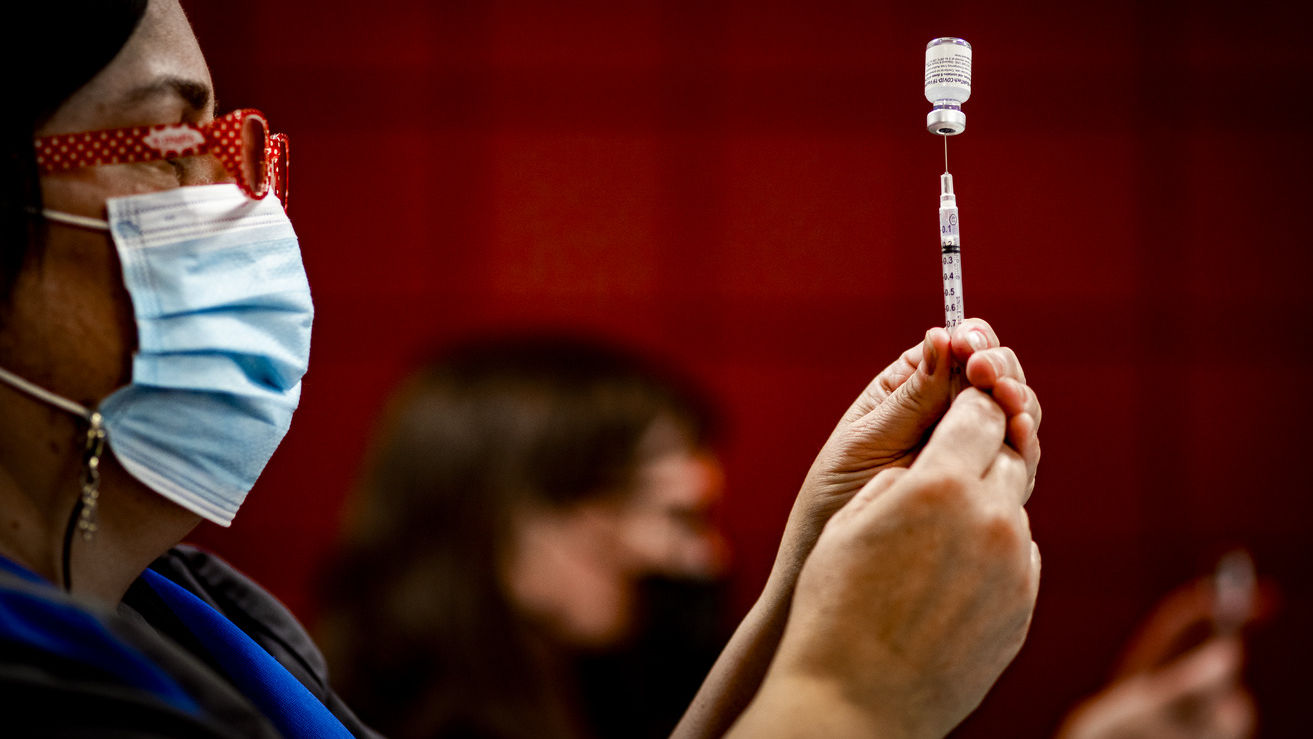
[319,334,716,739]
[1,1,147,298]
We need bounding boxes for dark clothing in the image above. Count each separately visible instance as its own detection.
[577,576,728,739]
[0,545,377,738]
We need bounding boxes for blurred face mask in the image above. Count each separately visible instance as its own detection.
[0,184,312,525]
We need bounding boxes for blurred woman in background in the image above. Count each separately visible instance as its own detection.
[320,335,729,739]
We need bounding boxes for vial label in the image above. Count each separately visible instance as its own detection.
[925,42,972,106]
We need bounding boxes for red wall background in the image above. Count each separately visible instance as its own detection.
[183,2,1312,736]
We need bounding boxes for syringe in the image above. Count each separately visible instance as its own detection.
[939,166,963,331]
[925,36,971,333]
[1213,549,1257,637]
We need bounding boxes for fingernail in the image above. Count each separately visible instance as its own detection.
[966,330,987,352]
[923,331,938,374]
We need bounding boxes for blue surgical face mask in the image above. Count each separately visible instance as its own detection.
[0,184,312,526]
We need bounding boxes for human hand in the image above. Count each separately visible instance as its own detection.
[672,320,1040,739]
[1056,563,1268,739]
[734,388,1040,738]
[1056,640,1253,739]
[774,318,1041,581]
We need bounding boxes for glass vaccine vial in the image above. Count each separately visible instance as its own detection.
[925,37,972,135]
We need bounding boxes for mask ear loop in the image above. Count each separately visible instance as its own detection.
[36,209,111,231]
[22,207,111,232]
[9,212,110,590]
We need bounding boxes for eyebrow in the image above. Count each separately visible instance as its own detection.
[122,76,214,114]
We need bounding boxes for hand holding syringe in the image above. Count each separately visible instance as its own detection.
[1056,553,1261,739]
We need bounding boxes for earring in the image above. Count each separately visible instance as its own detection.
[78,412,106,540]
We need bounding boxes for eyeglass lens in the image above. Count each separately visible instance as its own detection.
[239,114,269,198]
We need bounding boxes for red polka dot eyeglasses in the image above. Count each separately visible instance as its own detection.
[33,109,290,208]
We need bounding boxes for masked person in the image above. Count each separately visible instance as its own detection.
[0,2,370,735]
[320,336,730,739]
[0,1,1044,737]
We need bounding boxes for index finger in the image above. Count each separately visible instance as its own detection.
[951,317,1000,363]
[912,387,1007,479]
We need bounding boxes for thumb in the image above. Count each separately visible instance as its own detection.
[857,327,954,444]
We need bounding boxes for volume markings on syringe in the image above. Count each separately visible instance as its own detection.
[939,170,963,330]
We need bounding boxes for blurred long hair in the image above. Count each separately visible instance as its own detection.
[319,333,715,739]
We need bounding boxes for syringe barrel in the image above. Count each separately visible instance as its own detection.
[939,190,963,330]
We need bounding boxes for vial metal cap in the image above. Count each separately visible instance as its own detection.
[927,108,966,135]
[927,37,972,50]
